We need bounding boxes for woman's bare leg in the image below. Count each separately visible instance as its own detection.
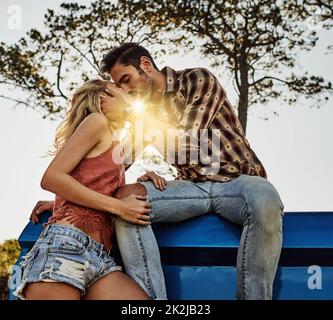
[83,271,150,300]
[25,282,81,300]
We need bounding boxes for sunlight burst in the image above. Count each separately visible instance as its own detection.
[133,100,144,112]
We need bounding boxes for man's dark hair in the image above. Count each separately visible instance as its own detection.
[100,43,158,74]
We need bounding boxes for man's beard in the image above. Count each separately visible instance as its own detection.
[137,71,155,103]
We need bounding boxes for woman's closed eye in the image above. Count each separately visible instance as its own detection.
[103,89,114,97]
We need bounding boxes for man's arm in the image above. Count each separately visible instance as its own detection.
[179,68,224,133]
[30,200,54,224]
[127,112,179,162]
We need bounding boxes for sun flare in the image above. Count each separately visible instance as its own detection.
[133,100,144,112]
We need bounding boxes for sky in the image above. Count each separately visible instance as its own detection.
[0,0,332,243]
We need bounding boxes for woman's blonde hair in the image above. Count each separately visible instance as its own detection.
[53,79,106,154]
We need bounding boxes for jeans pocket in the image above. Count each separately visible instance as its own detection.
[34,234,54,247]
[49,235,86,255]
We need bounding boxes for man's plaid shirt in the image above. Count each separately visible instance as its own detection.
[158,66,267,182]
[125,66,267,183]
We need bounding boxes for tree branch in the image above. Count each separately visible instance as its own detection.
[0,94,31,107]
[87,27,100,70]
[66,39,100,73]
[0,80,28,90]
[249,75,291,87]
[56,51,68,100]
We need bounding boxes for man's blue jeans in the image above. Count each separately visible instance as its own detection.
[114,174,284,300]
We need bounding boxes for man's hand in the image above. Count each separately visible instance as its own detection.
[30,200,54,224]
[137,171,167,191]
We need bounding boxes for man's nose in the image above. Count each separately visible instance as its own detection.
[120,84,130,94]
[119,84,136,96]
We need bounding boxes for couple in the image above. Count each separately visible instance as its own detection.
[15,43,284,300]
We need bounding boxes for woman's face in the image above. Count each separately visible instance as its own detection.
[100,81,126,126]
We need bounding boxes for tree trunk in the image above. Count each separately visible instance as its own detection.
[238,86,249,134]
[237,57,249,134]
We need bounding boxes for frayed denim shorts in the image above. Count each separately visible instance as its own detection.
[14,223,122,300]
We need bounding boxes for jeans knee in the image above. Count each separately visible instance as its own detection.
[246,181,284,235]
[114,216,134,230]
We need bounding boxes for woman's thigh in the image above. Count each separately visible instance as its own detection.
[83,271,150,300]
[25,282,81,300]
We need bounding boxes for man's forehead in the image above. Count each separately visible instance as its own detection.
[110,63,135,82]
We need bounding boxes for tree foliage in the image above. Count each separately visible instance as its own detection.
[120,0,333,132]
[0,0,332,132]
[0,0,162,119]
[0,239,20,278]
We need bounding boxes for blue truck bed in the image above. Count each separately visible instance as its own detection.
[8,211,333,300]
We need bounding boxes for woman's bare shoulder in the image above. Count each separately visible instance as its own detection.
[76,113,108,133]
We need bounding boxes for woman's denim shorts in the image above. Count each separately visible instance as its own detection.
[14,223,122,300]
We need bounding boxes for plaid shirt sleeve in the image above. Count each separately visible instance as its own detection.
[179,68,224,133]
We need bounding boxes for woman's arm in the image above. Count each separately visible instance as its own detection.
[41,113,151,224]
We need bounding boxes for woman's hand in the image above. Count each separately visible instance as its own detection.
[116,194,152,225]
[104,83,135,107]
[137,171,167,191]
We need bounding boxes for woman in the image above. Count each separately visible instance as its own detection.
[14,79,166,300]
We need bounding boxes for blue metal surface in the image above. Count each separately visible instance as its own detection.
[152,212,333,248]
[8,211,333,300]
[162,266,333,300]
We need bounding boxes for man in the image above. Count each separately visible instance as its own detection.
[32,43,284,300]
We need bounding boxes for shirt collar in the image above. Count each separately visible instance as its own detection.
[161,66,179,94]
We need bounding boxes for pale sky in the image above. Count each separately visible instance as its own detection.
[0,0,332,243]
